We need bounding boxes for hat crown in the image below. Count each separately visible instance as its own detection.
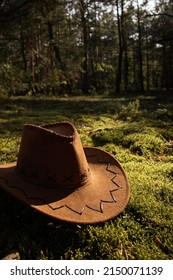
[16,122,91,189]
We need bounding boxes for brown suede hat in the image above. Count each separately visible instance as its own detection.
[0,122,130,224]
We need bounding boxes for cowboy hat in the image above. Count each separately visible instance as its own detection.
[0,122,130,224]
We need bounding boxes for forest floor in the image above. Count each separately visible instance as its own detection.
[0,93,173,260]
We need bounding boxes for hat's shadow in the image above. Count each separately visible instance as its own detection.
[0,187,86,260]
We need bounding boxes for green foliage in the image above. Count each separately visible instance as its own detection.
[1,0,173,95]
[0,95,173,260]
[0,63,29,95]
[118,99,140,122]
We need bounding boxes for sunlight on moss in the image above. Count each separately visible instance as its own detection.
[0,96,172,260]
[102,144,145,163]
[124,133,167,156]
[126,160,173,228]
[0,137,20,163]
[91,122,169,158]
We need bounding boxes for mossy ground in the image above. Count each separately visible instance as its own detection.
[0,94,173,260]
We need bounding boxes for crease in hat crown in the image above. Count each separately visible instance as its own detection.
[16,121,92,190]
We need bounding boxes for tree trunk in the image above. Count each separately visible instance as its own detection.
[47,21,63,68]
[20,23,27,71]
[47,20,71,94]
[146,34,150,91]
[124,39,129,90]
[137,0,144,92]
[115,0,125,93]
[79,0,89,94]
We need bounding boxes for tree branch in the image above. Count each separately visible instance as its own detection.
[146,12,173,18]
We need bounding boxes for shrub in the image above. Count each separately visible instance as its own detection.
[118,99,140,122]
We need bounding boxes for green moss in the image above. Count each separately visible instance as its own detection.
[0,95,173,260]
[101,144,145,163]
[123,133,167,156]
[126,160,173,228]
[79,134,93,147]
[92,127,124,146]
[91,123,169,158]
[0,137,20,163]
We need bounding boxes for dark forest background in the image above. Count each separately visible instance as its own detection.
[0,1,173,261]
[0,0,173,96]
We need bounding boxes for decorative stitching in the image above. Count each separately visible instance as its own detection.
[0,151,123,216]
[63,174,74,183]
[45,174,56,183]
[16,156,90,188]
[65,205,85,215]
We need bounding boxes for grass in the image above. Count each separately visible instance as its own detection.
[0,93,173,260]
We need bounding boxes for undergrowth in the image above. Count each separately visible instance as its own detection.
[0,95,172,260]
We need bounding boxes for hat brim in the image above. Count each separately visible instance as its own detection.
[0,147,130,224]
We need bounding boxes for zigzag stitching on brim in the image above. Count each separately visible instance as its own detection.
[0,155,123,215]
